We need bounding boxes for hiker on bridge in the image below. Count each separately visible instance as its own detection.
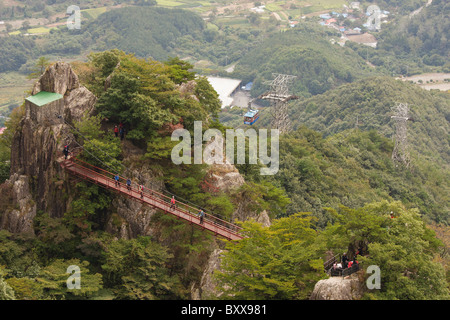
[170,196,176,210]
[63,145,69,159]
[198,209,205,224]
[126,178,132,191]
[139,184,144,199]
[114,174,120,187]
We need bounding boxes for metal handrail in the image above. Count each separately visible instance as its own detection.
[60,156,243,240]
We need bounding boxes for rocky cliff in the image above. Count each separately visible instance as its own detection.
[1,62,273,300]
[1,62,96,233]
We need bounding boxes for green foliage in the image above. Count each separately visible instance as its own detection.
[83,7,206,61]
[0,161,10,184]
[194,76,221,120]
[34,213,76,263]
[0,105,25,165]
[376,0,449,73]
[215,213,326,300]
[261,125,449,226]
[94,51,220,154]
[323,201,449,300]
[145,136,179,160]
[0,230,40,279]
[101,236,179,299]
[5,277,41,300]
[232,23,378,98]
[287,75,450,164]
[36,259,103,299]
[89,50,121,78]
[145,212,213,298]
[27,57,50,80]
[75,113,122,173]
[0,267,15,300]
[0,36,35,73]
[165,57,196,84]
[69,114,122,234]
[232,181,291,219]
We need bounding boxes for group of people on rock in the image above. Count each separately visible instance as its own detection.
[332,252,360,271]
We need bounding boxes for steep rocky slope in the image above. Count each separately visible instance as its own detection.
[1,62,271,300]
[2,62,96,233]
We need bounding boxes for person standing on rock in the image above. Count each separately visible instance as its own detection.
[342,253,349,268]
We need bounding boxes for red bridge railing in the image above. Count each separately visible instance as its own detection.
[60,155,244,241]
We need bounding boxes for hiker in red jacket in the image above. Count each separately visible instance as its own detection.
[114,125,119,138]
[170,196,176,210]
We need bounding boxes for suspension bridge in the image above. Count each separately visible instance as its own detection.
[59,154,244,241]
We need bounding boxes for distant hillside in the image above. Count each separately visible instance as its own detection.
[378,0,449,66]
[265,126,450,226]
[82,6,205,61]
[239,76,450,224]
[280,77,449,167]
[352,0,450,75]
[231,23,382,98]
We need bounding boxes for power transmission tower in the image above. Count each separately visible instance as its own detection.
[391,103,411,168]
[260,73,298,134]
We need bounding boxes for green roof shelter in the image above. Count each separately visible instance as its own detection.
[25,91,63,107]
[25,91,64,124]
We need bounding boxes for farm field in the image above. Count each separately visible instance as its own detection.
[0,72,33,112]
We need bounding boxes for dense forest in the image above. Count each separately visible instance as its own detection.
[0,6,266,75]
[238,77,449,226]
[231,23,380,98]
[286,77,450,166]
[363,0,450,75]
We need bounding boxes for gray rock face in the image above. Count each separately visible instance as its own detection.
[32,62,80,96]
[207,163,245,193]
[191,249,225,300]
[0,174,36,234]
[2,62,96,232]
[107,197,159,239]
[64,86,96,123]
[309,275,366,300]
[104,151,166,239]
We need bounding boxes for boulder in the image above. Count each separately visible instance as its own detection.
[310,274,366,300]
